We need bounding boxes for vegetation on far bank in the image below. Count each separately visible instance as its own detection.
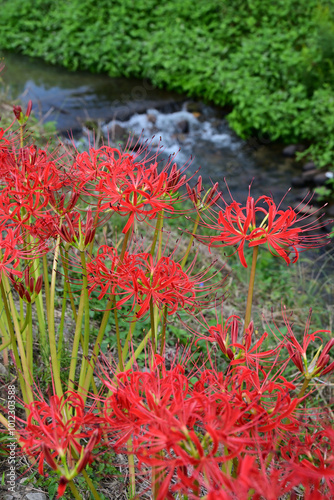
[1,0,334,194]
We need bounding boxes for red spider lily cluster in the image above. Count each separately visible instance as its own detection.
[87,246,217,317]
[0,84,333,500]
[18,390,101,497]
[195,190,330,267]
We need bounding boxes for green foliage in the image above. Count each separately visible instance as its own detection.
[1,0,334,188]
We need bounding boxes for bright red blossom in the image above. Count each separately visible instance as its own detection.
[196,192,331,267]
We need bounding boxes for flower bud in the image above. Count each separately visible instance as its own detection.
[35,275,43,294]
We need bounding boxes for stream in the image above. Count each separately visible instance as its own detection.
[1,51,307,204]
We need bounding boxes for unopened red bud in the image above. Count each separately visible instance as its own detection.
[197,176,202,197]
[321,361,334,376]
[231,318,239,344]
[206,182,219,205]
[248,321,254,335]
[13,105,22,120]
[60,227,73,244]
[26,100,32,118]
[316,354,330,371]
[68,192,80,212]
[24,290,31,303]
[227,348,234,360]
[24,268,30,288]
[35,275,43,294]
[287,344,304,373]
[84,229,92,247]
[322,338,334,358]
[17,283,25,299]
[29,277,34,294]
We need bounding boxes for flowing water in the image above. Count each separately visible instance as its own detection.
[1,51,305,204]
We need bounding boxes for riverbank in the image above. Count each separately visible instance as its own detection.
[1,0,334,191]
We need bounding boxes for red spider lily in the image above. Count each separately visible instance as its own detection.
[97,163,185,233]
[195,189,331,267]
[188,308,277,365]
[186,176,221,210]
[18,391,102,497]
[78,141,190,233]
[56,210,97,250]
[9,266,43,303]
[268,307,333,379]
[13,100,32,124]
[88,246,216,317]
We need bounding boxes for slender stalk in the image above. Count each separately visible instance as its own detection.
[25,303,33,376]
[0,315,10,366]
[48,235,64,399]
[113,296,124,372]
[78,251,90,389]
[82,296,113,402]
[160,305,168,356]
[68,288,85,393]
[81,470,104,500]
[0,280,28,403]
[297,377,311,398]
[68,480,82,500]
[127,436,136,498]
[244,245,259,333]
[57,283,67,365]
[181,212,200,269]
[150,298,156,355]
[60,248,77,321]
[32,258,47,353]
[42,255,51,327]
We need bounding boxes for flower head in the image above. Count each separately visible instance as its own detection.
[196,190,331,267]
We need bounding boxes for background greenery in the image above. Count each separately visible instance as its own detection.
[1,0,334,181]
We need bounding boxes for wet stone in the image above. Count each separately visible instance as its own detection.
[24,493,48,500]
[303,161,316,171]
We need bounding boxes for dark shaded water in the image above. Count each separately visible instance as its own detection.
[0,51,305,205]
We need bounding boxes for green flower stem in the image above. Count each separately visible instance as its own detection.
[127,436,136,498]
[244,245,259,333]
[60,248,78,321]
[0,338,11,352]
[181,212,200,269]
[78,251,90,389]
[0,280,29,403]
[48,235,64,399]
[150,298,156,354]
[160,305,168,356]
[120,304,141,364]
[25,303,33,376]
[81,470,103,500]
[32,258,47,353]
[0,315,9,365]
[57,283,67,365]
[68,287,85,393]
[113,296,124,372]
[68,480,82,500]
[297,377,311,398]
[82,295,113,404]
[42,254,51,327]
